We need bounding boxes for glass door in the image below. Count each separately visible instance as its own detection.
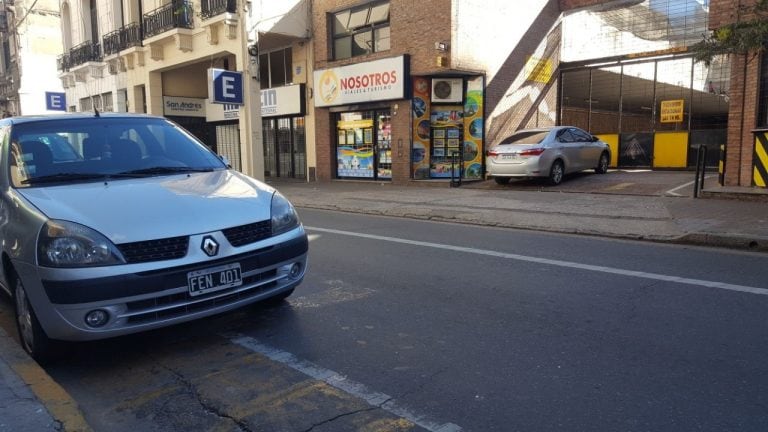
[429,106,464,178]
[377,112,392,179]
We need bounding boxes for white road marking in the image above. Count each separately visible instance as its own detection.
[665,174,717,196]
[305,226,768,296]
[229,334,463,432]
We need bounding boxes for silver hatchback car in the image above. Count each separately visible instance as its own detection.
[0,114,308,361]
[486,126,610,185]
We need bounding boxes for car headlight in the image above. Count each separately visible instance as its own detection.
[271,192,300,235]
[38,220,126,267]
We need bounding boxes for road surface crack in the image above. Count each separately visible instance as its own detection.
[300,406,378,432]
[160,363,253,432]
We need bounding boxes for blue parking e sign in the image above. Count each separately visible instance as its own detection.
[45,92,66,111]
[210,69,243,105]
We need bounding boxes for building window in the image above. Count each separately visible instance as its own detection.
[331,1,390,60]
[258,47,292,88]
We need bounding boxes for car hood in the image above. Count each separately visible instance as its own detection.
[17,170,277,243]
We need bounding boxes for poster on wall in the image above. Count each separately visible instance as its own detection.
[619,133,653,167]
[411,77,432,179]
[462,76,484,180]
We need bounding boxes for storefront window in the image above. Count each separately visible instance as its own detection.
[331,1,390,60]
[336,110,391,180]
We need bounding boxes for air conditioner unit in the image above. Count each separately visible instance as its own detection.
[431,78,463,103]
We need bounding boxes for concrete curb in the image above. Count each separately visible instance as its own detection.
[0,325,92,432]
[294,203,768,253]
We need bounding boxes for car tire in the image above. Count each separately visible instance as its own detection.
[595,152,609,174]
[13,275,57,363]
[548,160,564,185]
[493,177,510,185]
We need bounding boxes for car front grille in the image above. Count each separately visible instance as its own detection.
[114,220,272,264]
[123,269,278,324]
[117,236,189,263]
[222,220,272,247]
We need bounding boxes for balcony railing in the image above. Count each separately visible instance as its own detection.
[200,0,237,20]
[69,41,102,68]
[56,53,71,72]
[103,29,121,56]
[143,1,194,39]
[103,22,143,55]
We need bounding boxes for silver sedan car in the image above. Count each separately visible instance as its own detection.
[0,114,308,362]
[486,126,610,185]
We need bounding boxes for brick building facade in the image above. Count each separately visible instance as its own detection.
[307,0,764,187]
[708,0,765,187]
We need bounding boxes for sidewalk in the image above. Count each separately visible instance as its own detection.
[271,179,768,253]
[0,320,91,431]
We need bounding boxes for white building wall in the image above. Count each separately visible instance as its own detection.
[451,0,555,82]
[15,0,65,115]
[59,0,124,112]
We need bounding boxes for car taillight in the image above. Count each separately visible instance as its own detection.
[519,148,545,156]
[486,149,499,157]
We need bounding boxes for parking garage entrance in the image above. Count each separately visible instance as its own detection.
[560,55,729,170]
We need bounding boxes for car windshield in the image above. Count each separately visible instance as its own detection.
[499,131,550,145]
[8,117,227,187]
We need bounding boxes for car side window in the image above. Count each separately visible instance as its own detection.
[570,128,593,142]
[557,130,574,143]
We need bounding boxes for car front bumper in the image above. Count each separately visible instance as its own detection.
[17,228,308,341]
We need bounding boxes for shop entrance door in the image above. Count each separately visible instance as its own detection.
[263,117,307,179]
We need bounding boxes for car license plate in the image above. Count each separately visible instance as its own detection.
[501,154,517,160]
[188,263,242,297]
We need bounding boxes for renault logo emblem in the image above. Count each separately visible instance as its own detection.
[201,236,219,257]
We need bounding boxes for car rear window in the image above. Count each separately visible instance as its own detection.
[499,131,549,145]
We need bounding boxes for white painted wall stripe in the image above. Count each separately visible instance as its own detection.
[305,226,768,296]
[229,334,463,432]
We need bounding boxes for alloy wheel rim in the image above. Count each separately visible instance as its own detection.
[600,155,608,170]
[15,284,34,350]
[553,165,563,183]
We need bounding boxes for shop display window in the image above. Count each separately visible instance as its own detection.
[335,110,391,180]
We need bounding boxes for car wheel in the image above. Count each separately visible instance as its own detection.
[14,276,56,362]
[548,160,564,185]
[493,177,510,185]
[595,152,609,174]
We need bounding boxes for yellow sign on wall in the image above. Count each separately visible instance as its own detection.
[525,56,552,84]
[660,99,684,123]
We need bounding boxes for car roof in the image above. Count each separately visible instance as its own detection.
[513,126,572,133]
[0,112,166,126]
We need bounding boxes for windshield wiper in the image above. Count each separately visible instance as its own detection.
[116,166,216,176]
[21,172,111,185]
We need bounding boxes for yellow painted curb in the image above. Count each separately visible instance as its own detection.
[0,327,92,432]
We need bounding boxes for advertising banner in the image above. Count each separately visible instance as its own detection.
[462,76,484,180]
[314,56,406,107]
[411,77,431,179]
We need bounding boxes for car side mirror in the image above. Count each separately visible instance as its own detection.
[219,155,231,168]
[591,135,600,142]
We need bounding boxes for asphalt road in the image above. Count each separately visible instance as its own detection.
[2,209,767,431]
